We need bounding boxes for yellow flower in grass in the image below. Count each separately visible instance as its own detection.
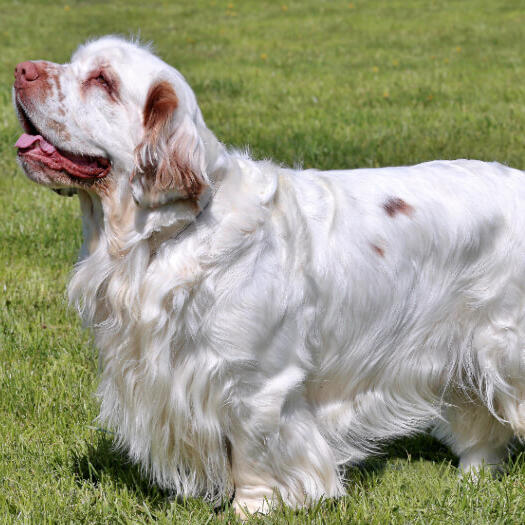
[427,94,433,101]
[372,66,379,73]
[64,4,70,10]
[260,53,268,60]
[281,5,288,11]
[227,3,234,8]
[348,2,355,8]
[392,59,399,66]
[456,46,462,52]
[383,91,389,98]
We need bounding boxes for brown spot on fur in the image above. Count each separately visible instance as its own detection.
[383,197,413,217]
[54,71,61,92]
[52,70,65,102]
[46,119,71,141]
[36,66,52,101]
[371,244,385,257]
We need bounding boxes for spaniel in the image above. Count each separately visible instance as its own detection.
[13,36,525,516]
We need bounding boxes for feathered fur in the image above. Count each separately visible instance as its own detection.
[13,36,525,515]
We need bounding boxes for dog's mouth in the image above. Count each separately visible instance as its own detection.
[14,102,111,180]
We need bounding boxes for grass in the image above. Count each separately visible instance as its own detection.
[1,0,525,522]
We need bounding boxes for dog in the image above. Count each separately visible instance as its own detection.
[13,36,525,515]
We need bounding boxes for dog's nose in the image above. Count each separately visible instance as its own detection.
[14,61,40,88]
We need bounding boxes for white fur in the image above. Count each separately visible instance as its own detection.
[15,36,525,513]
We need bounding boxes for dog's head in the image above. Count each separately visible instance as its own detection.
[13,36,212,209]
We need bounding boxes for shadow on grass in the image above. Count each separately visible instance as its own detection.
[346,433,525,486]
[71,434,170,507]
[71,430,525,510]
[70,434,224,516]
[344,433,457,485]
[72,432,454,492]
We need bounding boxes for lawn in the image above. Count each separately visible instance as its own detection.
[1,0,525,523]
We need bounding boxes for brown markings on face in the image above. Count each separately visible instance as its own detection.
[371,244,385,257]
[383,197,414,218]
[16,62,113,199]
[36,64,52,102]
[41,63,64,103]
[51,69,65,103]
[46,118,71,141]
[81,66,120,102]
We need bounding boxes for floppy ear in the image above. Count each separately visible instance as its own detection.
[132,80,208,208]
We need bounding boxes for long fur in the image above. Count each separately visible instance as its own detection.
[15,36,525,513]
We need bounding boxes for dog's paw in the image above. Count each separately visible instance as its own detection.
[232,496,273,520]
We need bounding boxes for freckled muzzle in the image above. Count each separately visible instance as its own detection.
[13,60,111,181]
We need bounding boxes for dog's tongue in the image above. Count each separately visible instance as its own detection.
[15,132,110,179]
[15,133,56,154]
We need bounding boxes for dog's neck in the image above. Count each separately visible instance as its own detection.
[69,187,206,333]
[78,129,230,260]
[68,141,277,339]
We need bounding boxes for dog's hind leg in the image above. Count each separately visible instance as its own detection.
[433,400,513,475]
[436,302,525,474]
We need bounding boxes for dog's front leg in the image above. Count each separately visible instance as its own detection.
[229,403,344,517]
[230,448,277,518]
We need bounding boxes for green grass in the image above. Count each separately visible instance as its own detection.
[1,0,525,522]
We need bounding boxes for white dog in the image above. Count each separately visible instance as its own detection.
[13,36,525,515]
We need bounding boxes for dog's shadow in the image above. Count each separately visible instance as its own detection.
[71,433,171,508]
[343,433,456,485]
[71,432,525,508]
[345,433,525,485]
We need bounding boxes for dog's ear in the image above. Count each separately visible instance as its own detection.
[132,80,207,208]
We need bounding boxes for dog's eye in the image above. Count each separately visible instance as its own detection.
[91,71,109,89]
[95,73,108,87]
[83,69,118,100]
[86,70,111,92]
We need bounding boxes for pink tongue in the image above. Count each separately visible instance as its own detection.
[15,133,56,154]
